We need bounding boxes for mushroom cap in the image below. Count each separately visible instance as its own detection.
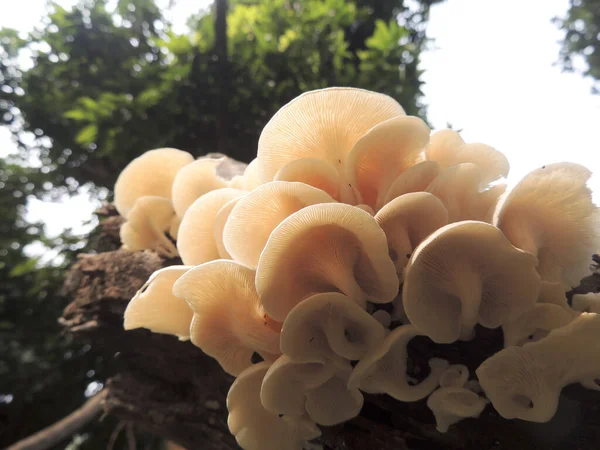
[403,221,540,344]
[120,195,178,257]
[493,162,600,287]
[227,362,321,450]
[537,281,575,314]
[279,292,386,364]
[274,158,341,200]
[172,260,281,376]
[372,310,392,328]
[114,148,194,217]
[426,129,509,185]
[476,312,600,422]
[257,87,405,202]
[572,292,600,313]
[256,203,399,322]
[171,157,230,218]
[439,365,469,388]
[383,161,441,205]
[426,386,488,433]
[348,324,449,401]
[213,197,243,259]
[176,188,246,266]
[230,158,263,191]
[502,303,575,347]
[223,181,336,269]
[375,192,449,280]
[124,266,193,339]
[345,115,430,210]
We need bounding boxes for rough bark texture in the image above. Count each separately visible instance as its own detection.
[59,205,600,450]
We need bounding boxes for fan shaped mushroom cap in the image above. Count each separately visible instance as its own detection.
[345,115,430,210]
[279,292,386,364]
[348,325,449,401]
[114,148,193,217]
[274,158,341,200]
[223,181,336,269]
[425,129,509,185]
[124,266,193,339]
[426,386,488,432]
[502,303,575,347]
[439,365,469,388]
[375,192,448,280]
[172,260,281,376]
[256,203,399,321]
[227,362,321,450]
[403,221,540,344]
[176,188,246,266]
[213,197,243,259]
[383,161,441,204]
[171,157,229,218]
[230,158,263,191]
[572,292,600,313]
[257,87,405,203]
[476,312,600,422]
[120,195,178,257]
[493,162,600,287]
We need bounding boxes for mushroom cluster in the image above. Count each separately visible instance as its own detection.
[118,87,600,449]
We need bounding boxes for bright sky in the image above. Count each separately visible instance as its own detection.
[1,0,599,240]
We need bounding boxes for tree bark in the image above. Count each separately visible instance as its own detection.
[57,205,600,450]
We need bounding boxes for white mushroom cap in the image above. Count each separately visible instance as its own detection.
[176,188,246,265]
[213,197,243,259]
[439,365,469,388]
[257,87,405,203]
[171,157,229,218]
[537,281,576,315]
[172,260,281,376]
[274,158,341,200]
[383,161,441,205]
[227,362,321,450]
[493,162,600,287]
[348,325,449,401]
[279,292,386,364]
[476,312,600,422]
[572,292,600,313]
[124,266,193,340]
[229,158,263,191]
[375,192,449,280]
[120,196,178,257]
[502,303,575,347]
[426,386,488,433]
[256,203,399,321]
[114,148,194,217]
[403,221,540,343]
[345,115,430,210]
[425,129,509,185]
[223,181,336,269]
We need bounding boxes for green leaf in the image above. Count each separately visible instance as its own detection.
[75,124,98,145]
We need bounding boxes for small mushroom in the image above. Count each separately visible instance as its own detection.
[476,312,600,422]
[348,325,449,402]
[372,310,392,328]
[227,362,321,450]
[176,188,246,265]
[279,292,386,364]
[383,161,441,204]
[173,260,281,376]
[229,158,263,191]
[223,181,336,269]
[274,158,341,200]
[426,386,488,433]
[502,303,575,347]
[114,148,194,217]
[439,365,469,388]
[572,292,600,313]
[493,162,600,287]
[403,221,540,343]
[124,266,193,340]
[256,203,399,321]
[375,192,448,280]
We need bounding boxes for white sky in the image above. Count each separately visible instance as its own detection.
[1,0,599,239]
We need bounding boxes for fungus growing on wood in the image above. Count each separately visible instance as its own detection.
[502,303,576,347]
[426,385,488,432]
[439,365,469,388]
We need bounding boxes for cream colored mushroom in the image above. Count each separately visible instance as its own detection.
[572,292,600,313]
[256,203,399,321]
[375,192,448,280]
[229,158,263,191]
[227,362,321,450]
[172,260,281,376]
[223,181,336,269]
[345,115,430,210]
[493,162,600,287]
[426,386,488,432]
[120,196,178,257]
[176,188,246,266]
[279,292,386,364]
[425,129,509,185]
[274,158,341,200]
[439,365,469,388]
[372,310,392,328]
[476,312,600,422]
[403,221,540,344]
[124,266,193,340]
[502,303,575,347]
[213,197,243,259]
[257,87,406,203]
[382,161,441,205]
[114,148,193,217]
[348,325,449,401]
[537,281,575,314]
